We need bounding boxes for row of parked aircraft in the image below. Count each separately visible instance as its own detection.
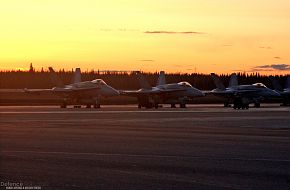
[210,73,289,109]
[25,68,289,109]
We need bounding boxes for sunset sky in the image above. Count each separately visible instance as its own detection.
[0,0,290,74]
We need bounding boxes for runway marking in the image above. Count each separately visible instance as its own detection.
[3,150,290,163]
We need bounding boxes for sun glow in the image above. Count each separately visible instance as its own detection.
[0,0,290,74]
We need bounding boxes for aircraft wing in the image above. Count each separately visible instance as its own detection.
[24,86,101,96]
[202,90,212,95]
[24,88,53,94]
[51,87,103,99]
[120,88,186,96]
[210,89,260,97]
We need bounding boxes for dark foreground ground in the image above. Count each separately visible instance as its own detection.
[0,105,290,190]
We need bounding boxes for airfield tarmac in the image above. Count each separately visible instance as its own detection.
[0,104,290,190]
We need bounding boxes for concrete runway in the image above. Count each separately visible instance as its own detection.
[1,105,290,190]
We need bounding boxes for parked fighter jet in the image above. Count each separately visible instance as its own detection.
[121,71,204,108]
[270,76,290,106]
[210,73,238,107]
[210,73,280,109]
[25,67,119,108]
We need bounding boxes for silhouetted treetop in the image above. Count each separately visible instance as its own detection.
[0,70,288,90]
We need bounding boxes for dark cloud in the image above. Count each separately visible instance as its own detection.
[98,29,205,35]
[140,60,154,62]
[274,56,281,59]
[144,31,205,35]
[256,65,273,69]
[251,68,273,72]
[253,64,290,71]
[270,64,290,70]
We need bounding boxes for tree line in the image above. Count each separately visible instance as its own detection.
[0,70,289,90]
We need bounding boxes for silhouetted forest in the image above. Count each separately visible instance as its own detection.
[0,69,289,90]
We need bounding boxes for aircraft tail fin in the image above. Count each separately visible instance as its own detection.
[157,71,166,86]
[72,68,81,83]
[135,71,152,89]
[48,67,64,87]
[286,76,290,89]
[229,73,238,87]
[270,76,283,92]
[269,76,283,91]
[211,73,226,90]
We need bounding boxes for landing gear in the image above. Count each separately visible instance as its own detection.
[74,105,81,108]
[224,102,231,107]
[60,98,67,108]
[171,104,176,108]
[280,101,290,106]
[86,104,92,108]
[234,103,249,109]
[138,104,142,109]
[233,98,249,110]
[154,101,159,109]
[242,104,249,109]
[180,103,186,108]
[94,103,101,109]
[254,103,260,108]
[60,104,67,108]
[93,97,101,109]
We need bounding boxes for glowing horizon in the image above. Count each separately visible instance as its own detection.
[1,0,290,75]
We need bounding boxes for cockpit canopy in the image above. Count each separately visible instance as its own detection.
[92,79,107,85]
[253,83,267,88]
[178,82,192,87]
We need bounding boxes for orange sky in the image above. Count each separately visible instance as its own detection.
[0,0,290,74]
